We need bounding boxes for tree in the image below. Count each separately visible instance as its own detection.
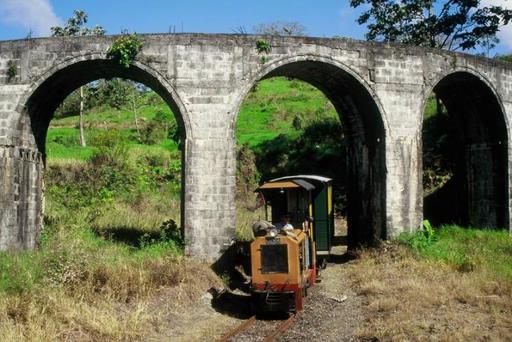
[51,10,105,147]
[253,21,307,36]
[349,0,512,51]
[51,10,105,37]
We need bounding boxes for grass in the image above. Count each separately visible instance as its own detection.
[236,77,337,147]
[0,106,196,340]
[0,182,212,341]
[400,224,512,281]
[423,95,438,120]
[346,228,512,340]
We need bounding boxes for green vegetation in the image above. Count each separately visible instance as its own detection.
[255,39,271,54]
[399,224,512,281]
[107,33,144,68]
[6,60,16,81]
[0,109,186,339]
[349,0,512,52]
[236,77,337,146]
[50,9,105,37]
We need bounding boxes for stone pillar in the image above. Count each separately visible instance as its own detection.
[0,145,43,250]
[385,135,423,237]
[0,83,44,251]
[374,82,425,238]
[502,100,512,234]
[183,137,236,260]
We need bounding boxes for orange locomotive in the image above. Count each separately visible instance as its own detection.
[250,175,333,313]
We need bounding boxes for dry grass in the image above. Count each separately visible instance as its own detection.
[0,256,222,341]
[235,205,267,242]
[93,195,180,232]
[345,244,512,341]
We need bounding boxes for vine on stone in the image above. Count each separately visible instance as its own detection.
[255,39,271,54]
[107,33,143,68]
[7,60,17,81]
[255,39,271,64]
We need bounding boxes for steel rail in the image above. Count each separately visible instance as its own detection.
[262,313,296,342]
[218,315,257,342]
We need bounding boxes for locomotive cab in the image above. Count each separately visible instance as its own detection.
[250,175,332,313]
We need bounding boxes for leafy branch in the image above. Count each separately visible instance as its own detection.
[255,39,271,54]
[255,39,271,64]
[6,60,17,81]
[107,34,144,68]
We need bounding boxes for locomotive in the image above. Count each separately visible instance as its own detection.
[249,175,334,313]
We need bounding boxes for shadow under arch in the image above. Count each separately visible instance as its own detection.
[232,55,388,246]
[18,56,190,233]
[422,70,509,229]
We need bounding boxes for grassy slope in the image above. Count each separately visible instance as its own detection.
[47,77,337,161]
[236,77,337,147]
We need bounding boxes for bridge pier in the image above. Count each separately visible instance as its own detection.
[0,146,43,251]
[183,137,236,259]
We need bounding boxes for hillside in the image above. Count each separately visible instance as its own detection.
[46,77,337,161]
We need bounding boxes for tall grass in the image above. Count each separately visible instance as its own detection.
[399,224,512,281]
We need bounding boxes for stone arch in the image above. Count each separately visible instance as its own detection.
[230,54,390,135]
[231,54,388,246]
[17,53,191,152]
[15,54,191,246]
[421,68,509,229]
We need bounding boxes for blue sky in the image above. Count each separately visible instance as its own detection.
[0,1,365,39]
[0,0,511,54]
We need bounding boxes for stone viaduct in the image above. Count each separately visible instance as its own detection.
[0,33,511,260]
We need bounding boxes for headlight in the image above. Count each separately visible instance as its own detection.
[269,228,278,238]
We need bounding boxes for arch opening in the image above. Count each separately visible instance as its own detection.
[22,59,187,245]
[422,71,508,229]
[235,60,387,247]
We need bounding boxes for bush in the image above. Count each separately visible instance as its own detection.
[140,121,167,145]
[398,220,437,251]
[107,33,143,68]
[89,130,129,167]
[236,144,260,209]
[49,134,78,147]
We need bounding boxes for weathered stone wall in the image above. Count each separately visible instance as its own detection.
[0,34,511,260]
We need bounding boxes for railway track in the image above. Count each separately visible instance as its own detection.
[218,314,296,342]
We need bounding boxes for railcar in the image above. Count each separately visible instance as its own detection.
[249,175,334,313]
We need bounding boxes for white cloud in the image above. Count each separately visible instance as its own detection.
[481,0,512,50]
[0,0,61,36]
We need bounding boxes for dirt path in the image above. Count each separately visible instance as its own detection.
[275,242,364,342]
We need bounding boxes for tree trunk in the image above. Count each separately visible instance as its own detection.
[435,93,444,116]
[79,86,86,147]
[132,96,140,140]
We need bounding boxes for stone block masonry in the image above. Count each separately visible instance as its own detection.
[0,33,510,260]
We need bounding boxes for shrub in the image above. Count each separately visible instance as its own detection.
[236,144,260,209]
[398,220,437,251]
[140,120,167,145]
[89,130,129,168]
[107,33,143,68]
[6,60,17,81]
[255,39,271,54]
